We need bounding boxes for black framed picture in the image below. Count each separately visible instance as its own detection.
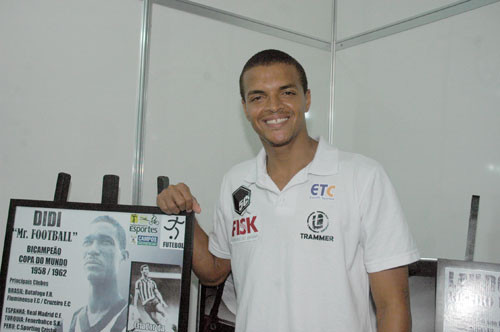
[408,259,437,332]
[0,199,193,332]
[435,258,500,332]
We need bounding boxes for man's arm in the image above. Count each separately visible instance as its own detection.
[369,266,411,332]
[157,183,231,286]
[192,221,231,285]
[134,283,139,307]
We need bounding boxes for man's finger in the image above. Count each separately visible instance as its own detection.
[176,183,197,213]
[192,197,202,214]
[157,191,173,214]
[157,187,182,214]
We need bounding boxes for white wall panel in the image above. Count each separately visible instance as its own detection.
[334,2,500,263]
[142,4,331,227]
[0,0,142,257]
[190,0,333,41]
[141,6,331,331]
[337,0,457,39]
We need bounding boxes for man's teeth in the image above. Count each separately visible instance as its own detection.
[266,117,288,124]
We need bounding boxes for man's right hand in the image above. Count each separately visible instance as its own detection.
[156,183,201,214]
[157,183,231,286]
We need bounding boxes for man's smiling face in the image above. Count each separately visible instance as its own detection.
[241,63,311,148]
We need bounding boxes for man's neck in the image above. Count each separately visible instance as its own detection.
[264,134,318,191]
[88,281,121,313]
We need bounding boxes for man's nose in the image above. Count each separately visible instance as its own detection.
[86,241,100,254]
[266,94,282,113]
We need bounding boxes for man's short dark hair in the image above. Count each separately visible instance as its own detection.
[239,49,308,100]
[91,216,127,250]
[140,264,149,271]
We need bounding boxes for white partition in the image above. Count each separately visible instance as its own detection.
[141,4,331,230]
[191,0,333,41]
[334,2,500,263]
[337,0,457,39]
[0,0,143,258]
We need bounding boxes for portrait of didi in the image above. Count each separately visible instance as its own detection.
[69,216,129,332]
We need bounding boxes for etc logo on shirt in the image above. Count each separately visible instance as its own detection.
[310,184,336,200]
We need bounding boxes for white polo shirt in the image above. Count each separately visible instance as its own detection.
[209,137,419,332]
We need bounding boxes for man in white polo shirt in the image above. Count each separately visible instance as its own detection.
[157,49,419,332]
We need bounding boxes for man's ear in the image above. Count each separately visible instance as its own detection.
[305,89,311,113]
[121,250,129,261]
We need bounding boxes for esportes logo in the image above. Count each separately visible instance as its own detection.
[129,214,159,234]
[130,214,159,226]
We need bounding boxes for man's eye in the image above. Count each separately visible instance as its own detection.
[250,96,262,102]
[101,239,114,245]
[283,91,296,95]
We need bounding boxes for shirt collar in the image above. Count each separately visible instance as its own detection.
[243,148,265,184]
[243,137,339,184]
[308,137,339,175]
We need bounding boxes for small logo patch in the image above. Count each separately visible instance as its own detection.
[310,184,335,200]
[137,235,158,246]
[129,214,159,235]
[232,186,251,215]
[160,216,186,250]
[307,211,329,233]
[301,211,334,242]
[130,214,159,225]
[231,216,259,243]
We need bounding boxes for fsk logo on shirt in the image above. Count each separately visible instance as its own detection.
[232,216,258,237]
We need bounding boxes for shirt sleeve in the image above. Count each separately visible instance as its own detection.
[208,175,232,260]
[358,162,420,273]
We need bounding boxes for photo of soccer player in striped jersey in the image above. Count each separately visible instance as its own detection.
[127,262,181,332]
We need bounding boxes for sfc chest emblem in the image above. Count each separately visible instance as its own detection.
[232,186,251,215]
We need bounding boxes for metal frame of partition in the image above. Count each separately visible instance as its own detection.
[131,0,500,204]
[328,0,338,145]
[132,0,153,205]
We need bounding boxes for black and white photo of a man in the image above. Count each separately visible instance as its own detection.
[128,263,178,332]
[69,216,129,332]
[133,265,168,325]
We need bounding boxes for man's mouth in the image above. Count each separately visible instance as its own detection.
[265,117,289,125]
[85,259,102,267]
